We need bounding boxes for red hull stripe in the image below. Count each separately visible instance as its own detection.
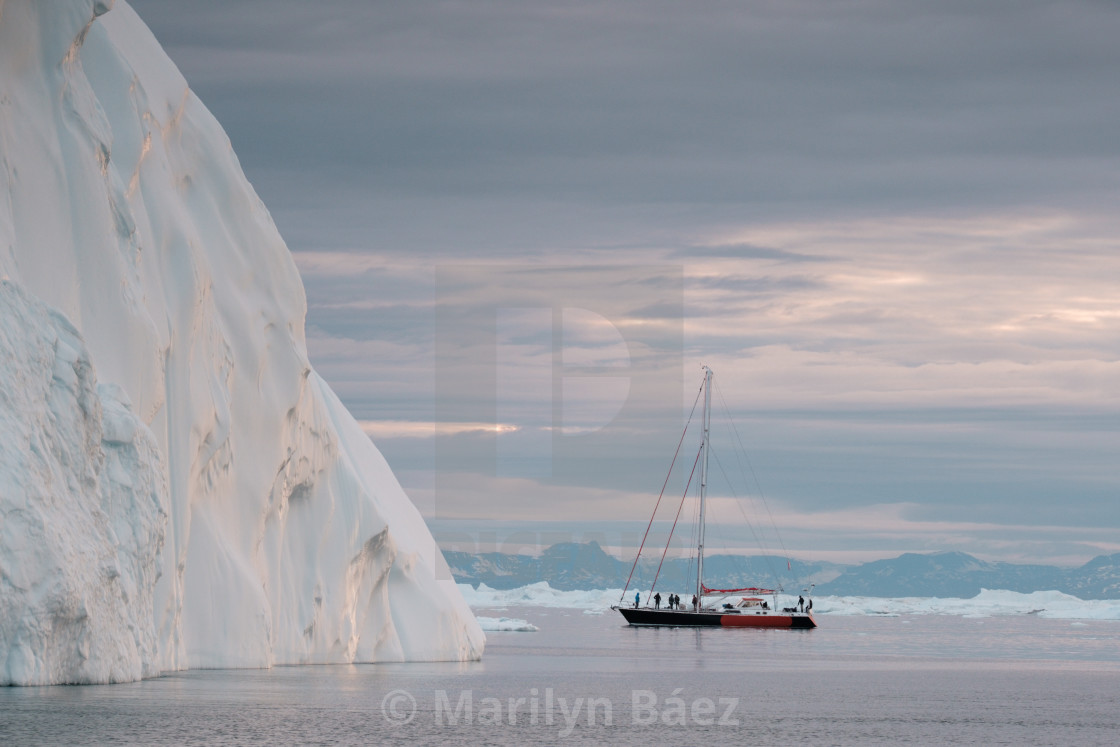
[719,614,794,628]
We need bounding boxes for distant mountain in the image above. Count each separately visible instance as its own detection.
[445,540,841,593]
[445,544,1120,599]
[444,542,628,592]
[813,552,1066,597]
[1062,553,1120,599]
[816,551,1120,599]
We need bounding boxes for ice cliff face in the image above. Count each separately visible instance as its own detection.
[0,0,483,685]
[0,280,167,684]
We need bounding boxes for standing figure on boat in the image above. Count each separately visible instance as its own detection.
[653,593,661,609]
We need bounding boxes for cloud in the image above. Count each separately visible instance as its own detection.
[301,212,1120,549]
[134,0,1120,243]
[125,0,1120,563]
[675,243,830,263]
[358,420,519,439]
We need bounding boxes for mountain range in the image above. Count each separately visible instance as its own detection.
[444,542,1120,599]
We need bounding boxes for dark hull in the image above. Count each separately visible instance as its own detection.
[617,606,816,629]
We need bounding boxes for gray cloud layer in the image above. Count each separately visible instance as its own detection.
[128,0,1120,564]
[134,0,1120,246]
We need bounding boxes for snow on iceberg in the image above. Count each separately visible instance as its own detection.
[0,0,482,685]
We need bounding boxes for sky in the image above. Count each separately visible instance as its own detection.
[128,0,1120,567]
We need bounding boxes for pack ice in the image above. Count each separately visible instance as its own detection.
[0,0,483,685]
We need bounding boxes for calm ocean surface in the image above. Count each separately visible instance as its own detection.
[3,608,1119,745]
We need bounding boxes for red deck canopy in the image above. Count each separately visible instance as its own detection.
[702,585,776,595]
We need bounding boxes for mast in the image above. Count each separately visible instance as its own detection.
[695,365,712,610]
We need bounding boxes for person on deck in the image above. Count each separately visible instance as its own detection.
[634,591,641,608]
[692,595,698,611]
[798,595,805,612]
[653,592,661,609]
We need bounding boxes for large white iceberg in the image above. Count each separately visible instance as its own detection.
[0,0,483,685]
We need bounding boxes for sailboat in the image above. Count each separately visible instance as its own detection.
[613,366,816,629]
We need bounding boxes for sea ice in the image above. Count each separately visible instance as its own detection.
[475,617,540,632]
[814,589,1120,620]
[458,582,1120,621]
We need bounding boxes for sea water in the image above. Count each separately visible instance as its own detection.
[2,609,1118,745]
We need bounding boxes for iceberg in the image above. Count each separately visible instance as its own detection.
[0,281,167,684]
[459,582,628,611]
[475,617,540,633]
[0,0,482,685]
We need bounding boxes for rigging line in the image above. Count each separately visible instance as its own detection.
[649,443,704,598]
[619,377,705,603]
[683,490,699,594]
[713,379,797,586]
[709,445,781,588]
